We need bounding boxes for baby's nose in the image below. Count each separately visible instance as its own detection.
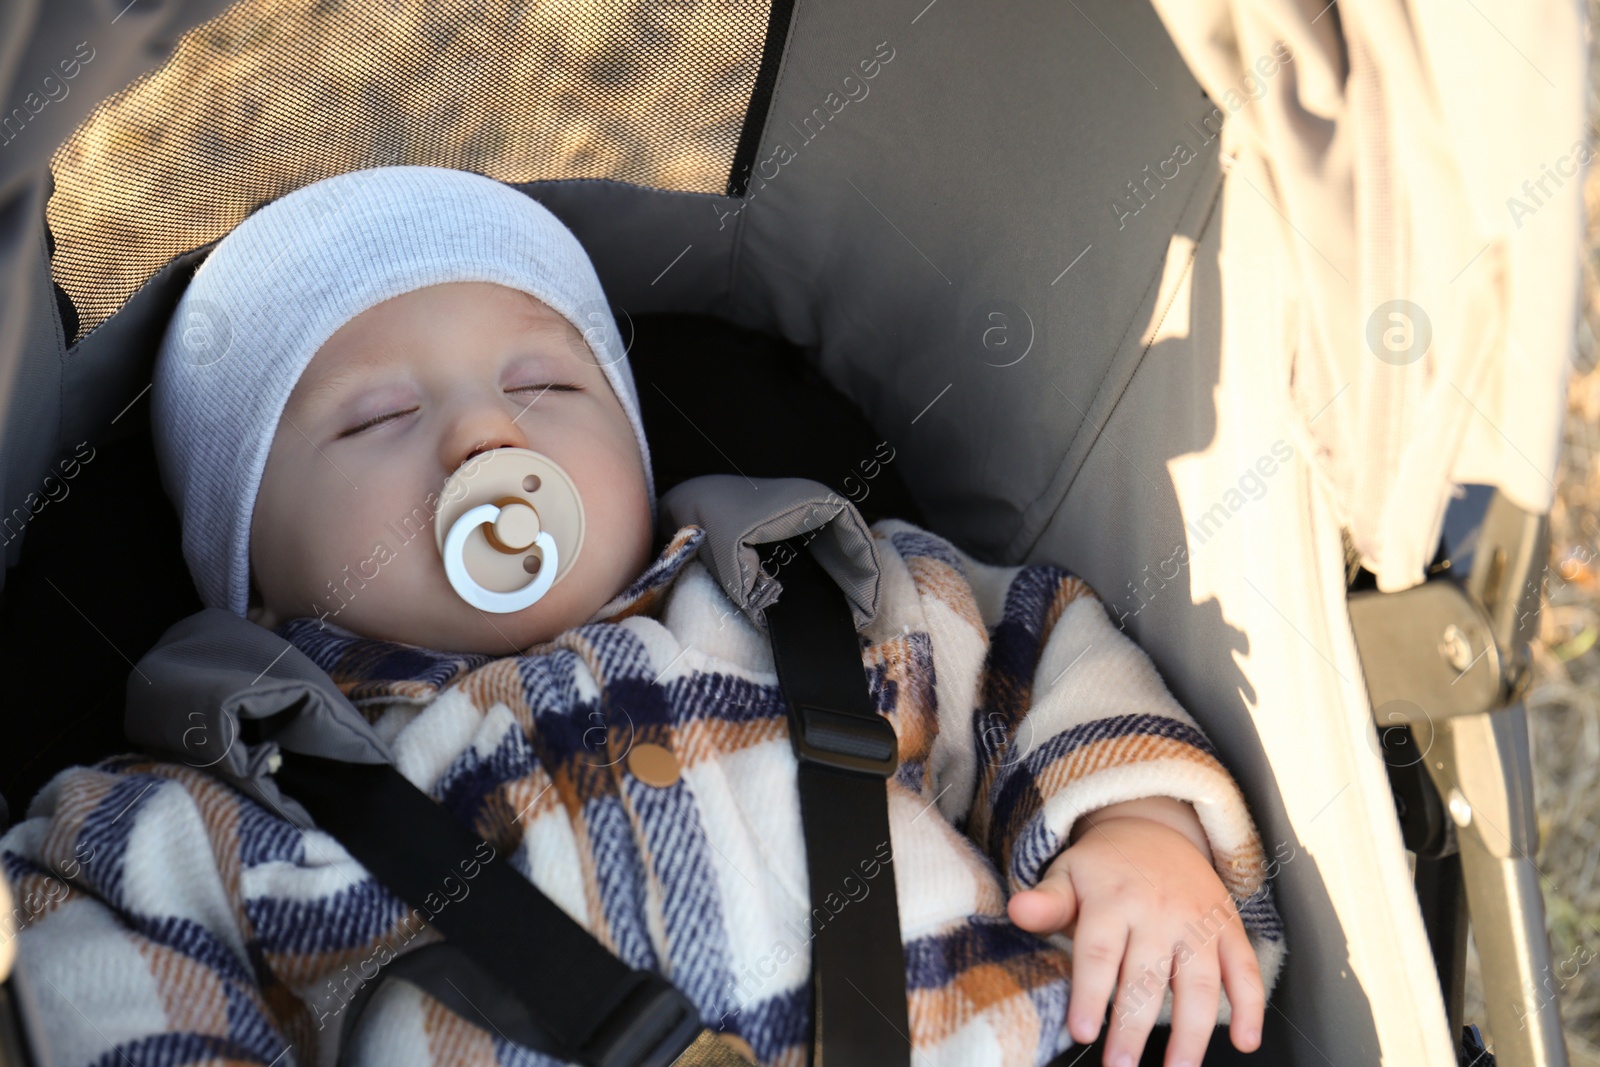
[442,402,530,472]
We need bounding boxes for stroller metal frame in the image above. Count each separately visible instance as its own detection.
[1350,488,1563,1067]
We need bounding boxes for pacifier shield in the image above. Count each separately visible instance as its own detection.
[433,449,585,601]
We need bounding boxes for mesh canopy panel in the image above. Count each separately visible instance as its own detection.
[46,0,784,342]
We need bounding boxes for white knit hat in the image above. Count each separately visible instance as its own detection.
[151,165,655,618]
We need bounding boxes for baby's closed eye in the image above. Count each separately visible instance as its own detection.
[337,382,583,437]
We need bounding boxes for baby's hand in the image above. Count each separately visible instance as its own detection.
[1006,797,1264,1067]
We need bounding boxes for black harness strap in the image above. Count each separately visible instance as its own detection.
[760,534,911,1067]
[275,752,709,1067]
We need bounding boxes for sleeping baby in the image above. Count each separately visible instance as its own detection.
[0,166,1283,1067]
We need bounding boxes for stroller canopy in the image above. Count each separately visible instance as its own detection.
[0,0,1584,1064]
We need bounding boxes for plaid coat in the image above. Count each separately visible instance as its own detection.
[1,519,1284,1066]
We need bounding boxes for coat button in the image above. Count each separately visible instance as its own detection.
[627,742,681,787]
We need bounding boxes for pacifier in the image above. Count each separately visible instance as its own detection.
[433,448,585,613]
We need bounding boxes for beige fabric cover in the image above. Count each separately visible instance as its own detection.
[1149,0,1585,593]
[1119,2,1586,1062]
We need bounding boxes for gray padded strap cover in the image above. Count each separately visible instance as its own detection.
[124,607,392,829]
[660,474,882,633]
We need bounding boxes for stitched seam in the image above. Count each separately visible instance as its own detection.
[1013,173,1225,562]
[40,192,69,464]
[727,0,803,313]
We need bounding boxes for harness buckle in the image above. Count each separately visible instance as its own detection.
[788,702,899,778]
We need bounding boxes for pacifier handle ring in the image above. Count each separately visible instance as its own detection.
[442,504,559,613]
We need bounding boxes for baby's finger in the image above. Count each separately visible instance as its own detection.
[1101,929,1170,1067]
[1008,858,1079,934]
[1161,936,1222,1067]
[1218,918,1265,1053]
[1065,905,1128,1046]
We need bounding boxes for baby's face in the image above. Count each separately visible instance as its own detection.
[247,281,654,654]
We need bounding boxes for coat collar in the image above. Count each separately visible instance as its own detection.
[275,523,707,704]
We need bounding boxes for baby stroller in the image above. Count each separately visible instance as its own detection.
[0,0,1585,1064]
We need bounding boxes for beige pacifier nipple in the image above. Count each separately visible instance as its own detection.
[484,498,541,553]
[433,449,585,613]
